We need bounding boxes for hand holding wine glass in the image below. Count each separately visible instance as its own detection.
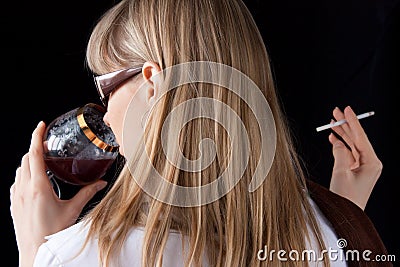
[10,121,110,267]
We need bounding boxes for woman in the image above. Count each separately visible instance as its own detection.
[11,0,389,266]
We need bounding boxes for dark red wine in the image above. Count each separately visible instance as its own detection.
[44,157,115,185]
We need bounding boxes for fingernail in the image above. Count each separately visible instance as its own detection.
[37,121,43,128]
[96,181,108,191]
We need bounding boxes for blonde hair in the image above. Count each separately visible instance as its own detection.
[84,0,329,266]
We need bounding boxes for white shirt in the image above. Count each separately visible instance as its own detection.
[34,222,189,267]
[34,196,347,266]
[306,197,348,267]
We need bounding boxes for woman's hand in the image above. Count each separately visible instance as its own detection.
[328,106,382,210]
[10,121,108,267]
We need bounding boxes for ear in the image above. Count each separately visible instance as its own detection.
[141,61,161,106]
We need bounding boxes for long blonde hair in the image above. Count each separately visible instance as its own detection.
[84,0,329,266]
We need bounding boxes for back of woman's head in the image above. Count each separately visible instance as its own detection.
[88,0,269,76]
[85,0,328,266]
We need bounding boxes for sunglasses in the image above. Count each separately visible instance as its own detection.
[93,66,143,107]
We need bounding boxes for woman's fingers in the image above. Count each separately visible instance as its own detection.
[332,107,352,135]
[331,106,379,170]
[28,121,48,184]
[20,153,31,184]
[10,182,15,197]
[15,164,23,188]
[343,106,375,155]
[331,109,360,169]
[10,168,18,204]
[328,133,354,169]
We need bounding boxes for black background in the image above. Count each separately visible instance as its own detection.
[1,0,399,264]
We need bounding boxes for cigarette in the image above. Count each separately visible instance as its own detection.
[316,111,375,132]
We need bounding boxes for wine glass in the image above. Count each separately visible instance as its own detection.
[43,103,119,196]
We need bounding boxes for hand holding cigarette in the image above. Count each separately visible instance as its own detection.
[327,106,382,210]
